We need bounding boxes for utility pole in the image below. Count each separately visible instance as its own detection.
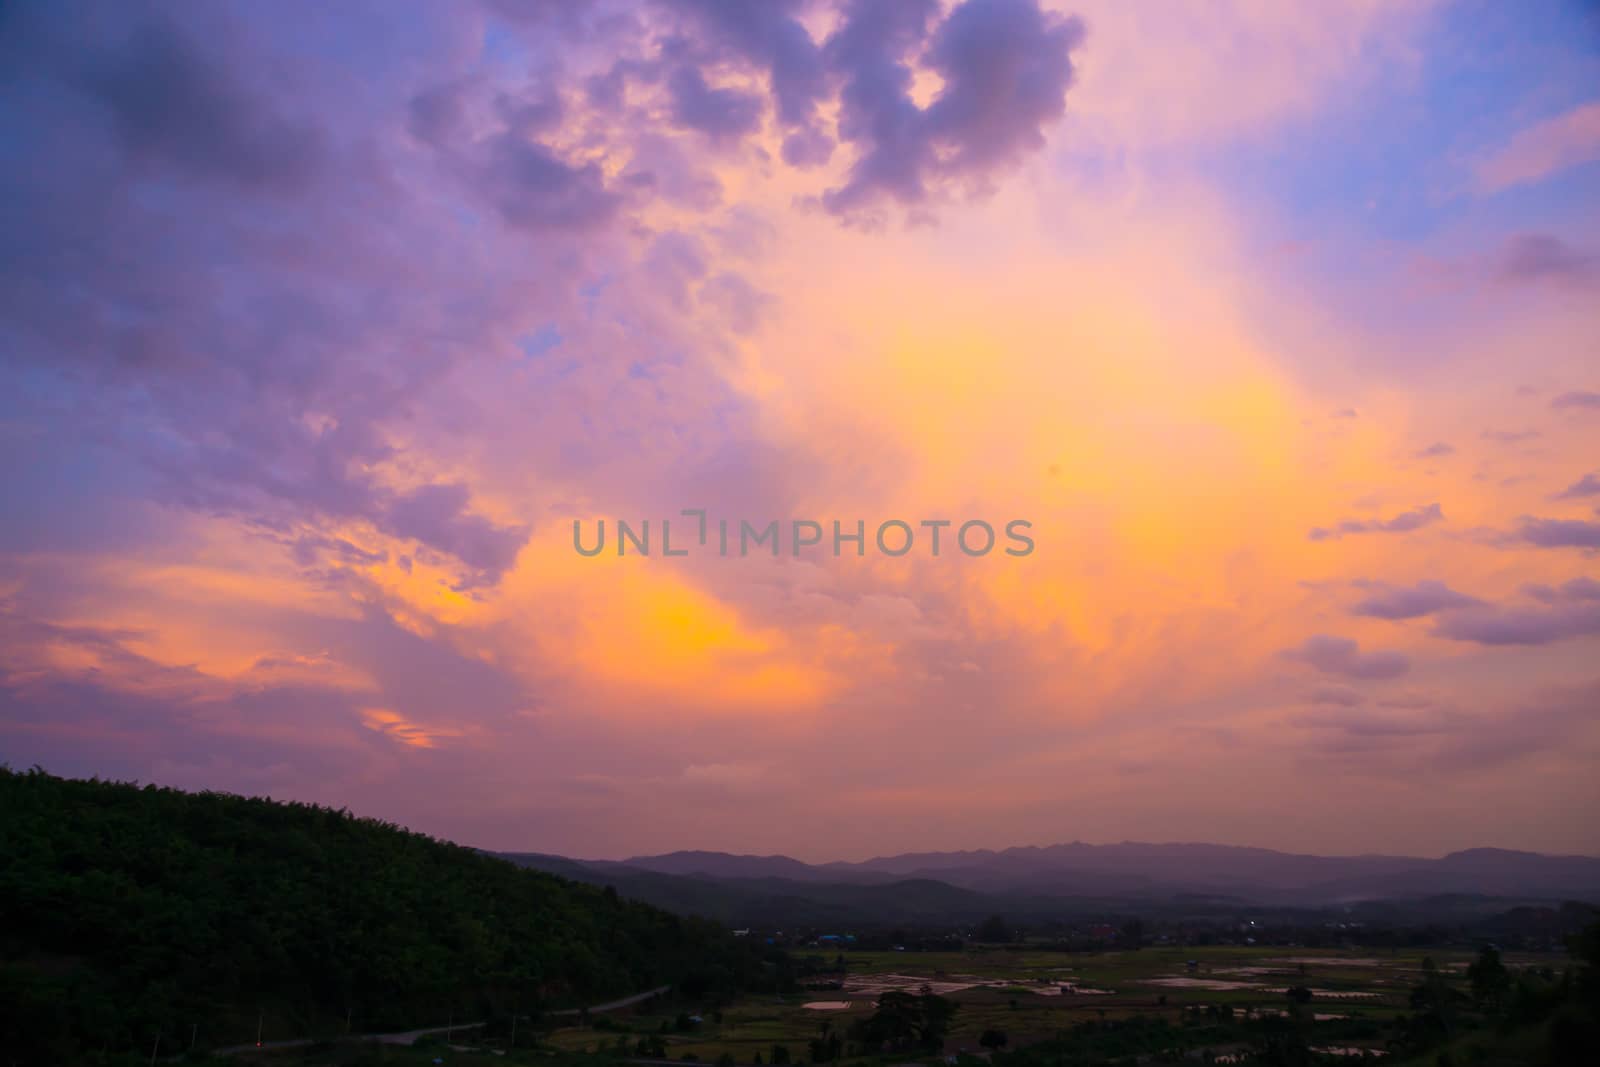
[510,1013,519,1049]
[446,1011,453,1043]
[256,1010,263,1048]
[148,1034,160,1066]
[188,1022,197,1054]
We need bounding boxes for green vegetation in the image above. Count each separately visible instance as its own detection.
[0,768,776,1062]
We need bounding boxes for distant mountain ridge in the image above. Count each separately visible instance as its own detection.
[611,841,1600,896]
[496,840,1600,925]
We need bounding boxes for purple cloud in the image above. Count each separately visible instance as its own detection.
[1282,635,1411,680]
[1292,679,1600,774]
[1482,428,1540,444]
[666,64,766,145]
[1307,685,1364,706]
[659,0,829,159]
[384,483,530,588]
[1496,233,1597,283]
[1414,441,1455,458]
[1552,390,1600,411]
[1523,577,1600,604]
[1516,517,1600,549]
[408,80,470,147]
[1308,502,1443,542]
[75,16,324,192]
[1554,472,1600,499]
[1427,578,1600,646]
[1350,580,1482,620]
[819,0,1084,221]
[479,135,622,231]
[1433,603,1600,646]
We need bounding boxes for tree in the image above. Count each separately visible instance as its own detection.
[979,1028,1008,1050]
[1395,956,1466,1056]
[807,1034,842,1062]
[770,1044,791,1065]
[1467,945,1510,1015]
[851,990,958,1053]
[977,915,1012,943]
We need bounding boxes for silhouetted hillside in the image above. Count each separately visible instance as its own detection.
[0,769,767,1062]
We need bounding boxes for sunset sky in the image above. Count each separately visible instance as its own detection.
[2,0,1598,861]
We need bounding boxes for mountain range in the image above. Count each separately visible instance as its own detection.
[497,841,1600,929]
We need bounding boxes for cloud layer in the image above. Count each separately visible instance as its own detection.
[1,0,1598,859]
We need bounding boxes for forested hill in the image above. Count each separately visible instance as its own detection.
[0,768,769,1061]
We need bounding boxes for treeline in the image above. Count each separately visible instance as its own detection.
[0,768,780,1062]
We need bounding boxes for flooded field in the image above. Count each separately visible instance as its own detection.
[1143,976,1263,990]
[537,944,1561,1065]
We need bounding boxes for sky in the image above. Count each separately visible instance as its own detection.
[1,0,1598,862]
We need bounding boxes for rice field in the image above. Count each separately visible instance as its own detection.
[535,943,1557,1063]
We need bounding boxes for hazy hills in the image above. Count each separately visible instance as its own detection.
[498,841,1600,928]
[626,841,1600,898]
